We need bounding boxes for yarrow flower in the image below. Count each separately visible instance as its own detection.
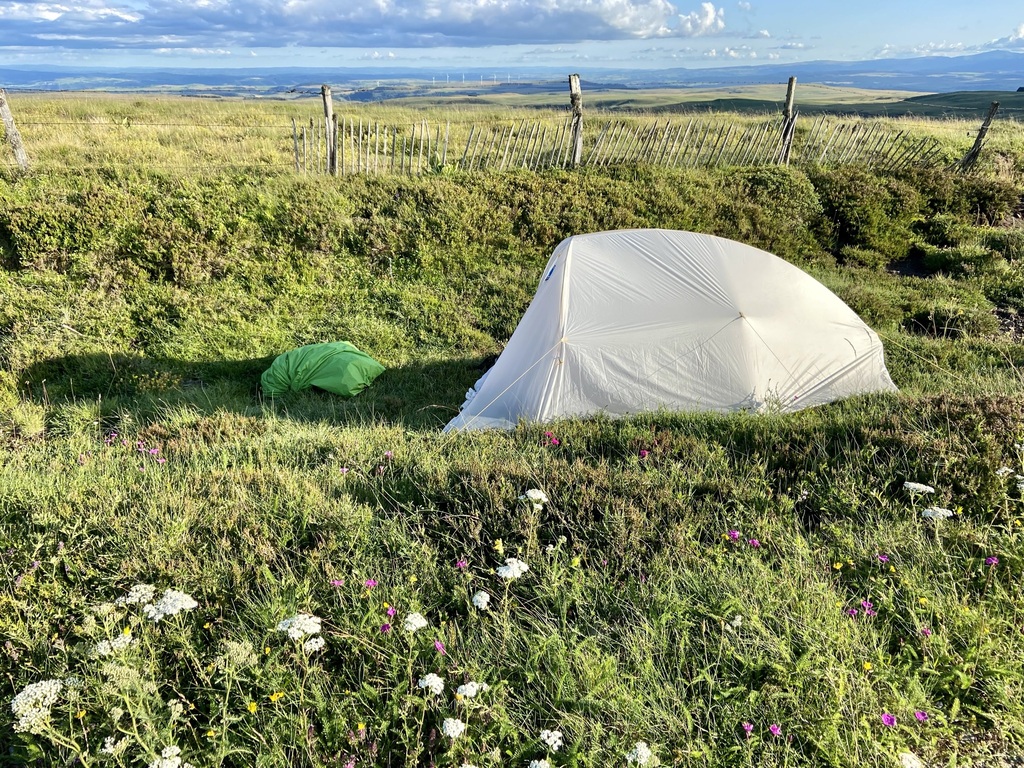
[471,591,491,610]
[418,673,444,696]
[442,718,466,739]
[276,613,322,640]
[921,506,954,520]
[539,729,564,751]
[115,583,157,606]
[101,736,128,756]
[148,745,195,768]
[626,741,653,765]
[303,636,326,653]
[143,589,198,623]
[904,481,936,494]
[520,489,549,511]
[404,612,428,633]
[528,761,551,768]
[496,557,529,580]
[456,681,490,699]
[11,679,62,734]
[93,631,136,657]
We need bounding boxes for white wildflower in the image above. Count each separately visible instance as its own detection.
[92,602,117,618]
[63,676,83,690]
[147,744,195,768]
[898,752,924,768]
[540,729,564,751]
[627,741,653,765]
[442,717,466,739]
[520,488,549,511]
[903,481,935,494]
[143,589,198,622]
[276,613,322,640]
[115,583,157,606]
[528,761,551,768]
[404,612,428,633]
[11,679,62,734]
[456,681,489,699]
[93,631,135,657]
[471,591,491,610]
[418,673,444,696]
[303,636,325,653]
[996,466,1014,477]
[496,557,529,580]
[729,615,743,629]
[921,506,954,520]
[101,736,128,756]
[461,764,481,768]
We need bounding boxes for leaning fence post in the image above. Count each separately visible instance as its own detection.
[779,76,797,166]
[320,84,336,174]
[957,101,999,173]
[568,73,584,168]
[0,89,30,171]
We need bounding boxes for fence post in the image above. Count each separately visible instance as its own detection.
[568,74,584,168]
[779,76,797,166]
[957,101,999,172]
[321,84,336,174]
[0,89,30,172]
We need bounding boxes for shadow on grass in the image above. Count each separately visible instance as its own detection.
[21,351,485,431]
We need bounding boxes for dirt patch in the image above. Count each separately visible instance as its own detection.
[995,307,1024,342]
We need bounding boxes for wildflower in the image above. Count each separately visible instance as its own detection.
[539,729,564,751]
[339,467,349,475]
[11,679,63,734]
[881,713,896,727]
[639,449,649,459]
[877,554,890,563]
[861,600,873,610]
[434,640,447,655]
[920,627,932,637]
[329,579,344,587]
[143,589,198,622]
[247,701,258,713]
[769,724,782,737]
[742,722,754,738]
[417,673,444,696]
[985,556,999,566]
[727,530,740,541]
[303,636,325,653]
[529,761,551,768]
[921,506,953,520]
[442,718,466,739]
[996,466,1014,477]
[386,605,396,617]
[364,578,378,589]
[520,489,549,511]
[404,612,428,633]
[728,615,743,629]
[846,609,858,617]
[863,661,873,672]
[456,681,490,699]
[276,613,322,640]
[472,591,491,610]
[269,692,285,702]
[626,741,653,765]
[493,539,504,555]
[914,711,928,722]
[380,622,392,633]
[115,583,157,606]
[384,450,394,460]
[918,597,928,605]
[904,482,935,494]
[456,559,468,570]
[148,745,195,768]
[497,557,530,580]
[101,736,128,756]
[748,539,761,548]
[93,631,136,658]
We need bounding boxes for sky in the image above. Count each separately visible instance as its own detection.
[0,0,1022,71]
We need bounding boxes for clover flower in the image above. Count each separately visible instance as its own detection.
[626,741,653,765]
[418,673,444,696]
[11,679,63,734]
[456,681,489,699]
[727,530,740,541]
[520,489,549,511]
[276,613,322,640]
[471,591,491,610]
[497,557,529,580]
[539,729,564,751]
[404,612,428,633]
[93,631,136,658]
[115,583,157,606]
[921,506,954,520]
[748,539,761,548]
[904,482,935,494]
[442,718,466,739]
[920,627,932,637]
[303,636,326,653]
[143,589,198,623]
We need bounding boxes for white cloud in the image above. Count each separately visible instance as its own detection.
[737,0,751,9]
[678,2,725,36]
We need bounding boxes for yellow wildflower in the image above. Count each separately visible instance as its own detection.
[919,597,928,605]
[247,702,258,713]
[269,692,285,702]
[494,539,505,555]
[571,556,581,567]
[862,662,872,672]
[833,562,843,570]
[75,710,85,719]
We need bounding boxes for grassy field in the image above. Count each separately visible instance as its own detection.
[2,95,1024,768]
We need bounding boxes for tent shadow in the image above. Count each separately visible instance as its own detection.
[20,351,484,431]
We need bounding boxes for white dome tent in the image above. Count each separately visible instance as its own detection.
[444,229,897,432]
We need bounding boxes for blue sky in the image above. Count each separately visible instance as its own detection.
[0,0,1022,70]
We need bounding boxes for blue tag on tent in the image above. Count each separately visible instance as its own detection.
[544,263,558,281]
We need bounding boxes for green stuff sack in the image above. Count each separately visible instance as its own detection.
[260,342,385,397]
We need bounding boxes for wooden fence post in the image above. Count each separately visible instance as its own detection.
[0,89,30,171]
[957,101,999,172]
[321,84,336,174]
[779,76,797,166]
[568,74,584,168]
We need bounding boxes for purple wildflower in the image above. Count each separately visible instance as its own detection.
[881,713,896,727]
[914,711,928,722]
[769,724,781,737]
[985,556,999,566]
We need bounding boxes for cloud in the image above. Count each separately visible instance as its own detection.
[0,0,731,51]
[737,0,751,9]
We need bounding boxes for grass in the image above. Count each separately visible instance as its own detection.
[2,95,1024,767]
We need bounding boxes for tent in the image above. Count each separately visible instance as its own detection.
[444,229,897,432]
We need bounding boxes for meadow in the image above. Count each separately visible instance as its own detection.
[2,93,1024,768]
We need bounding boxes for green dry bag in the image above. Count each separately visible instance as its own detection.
[260,342,385,397]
